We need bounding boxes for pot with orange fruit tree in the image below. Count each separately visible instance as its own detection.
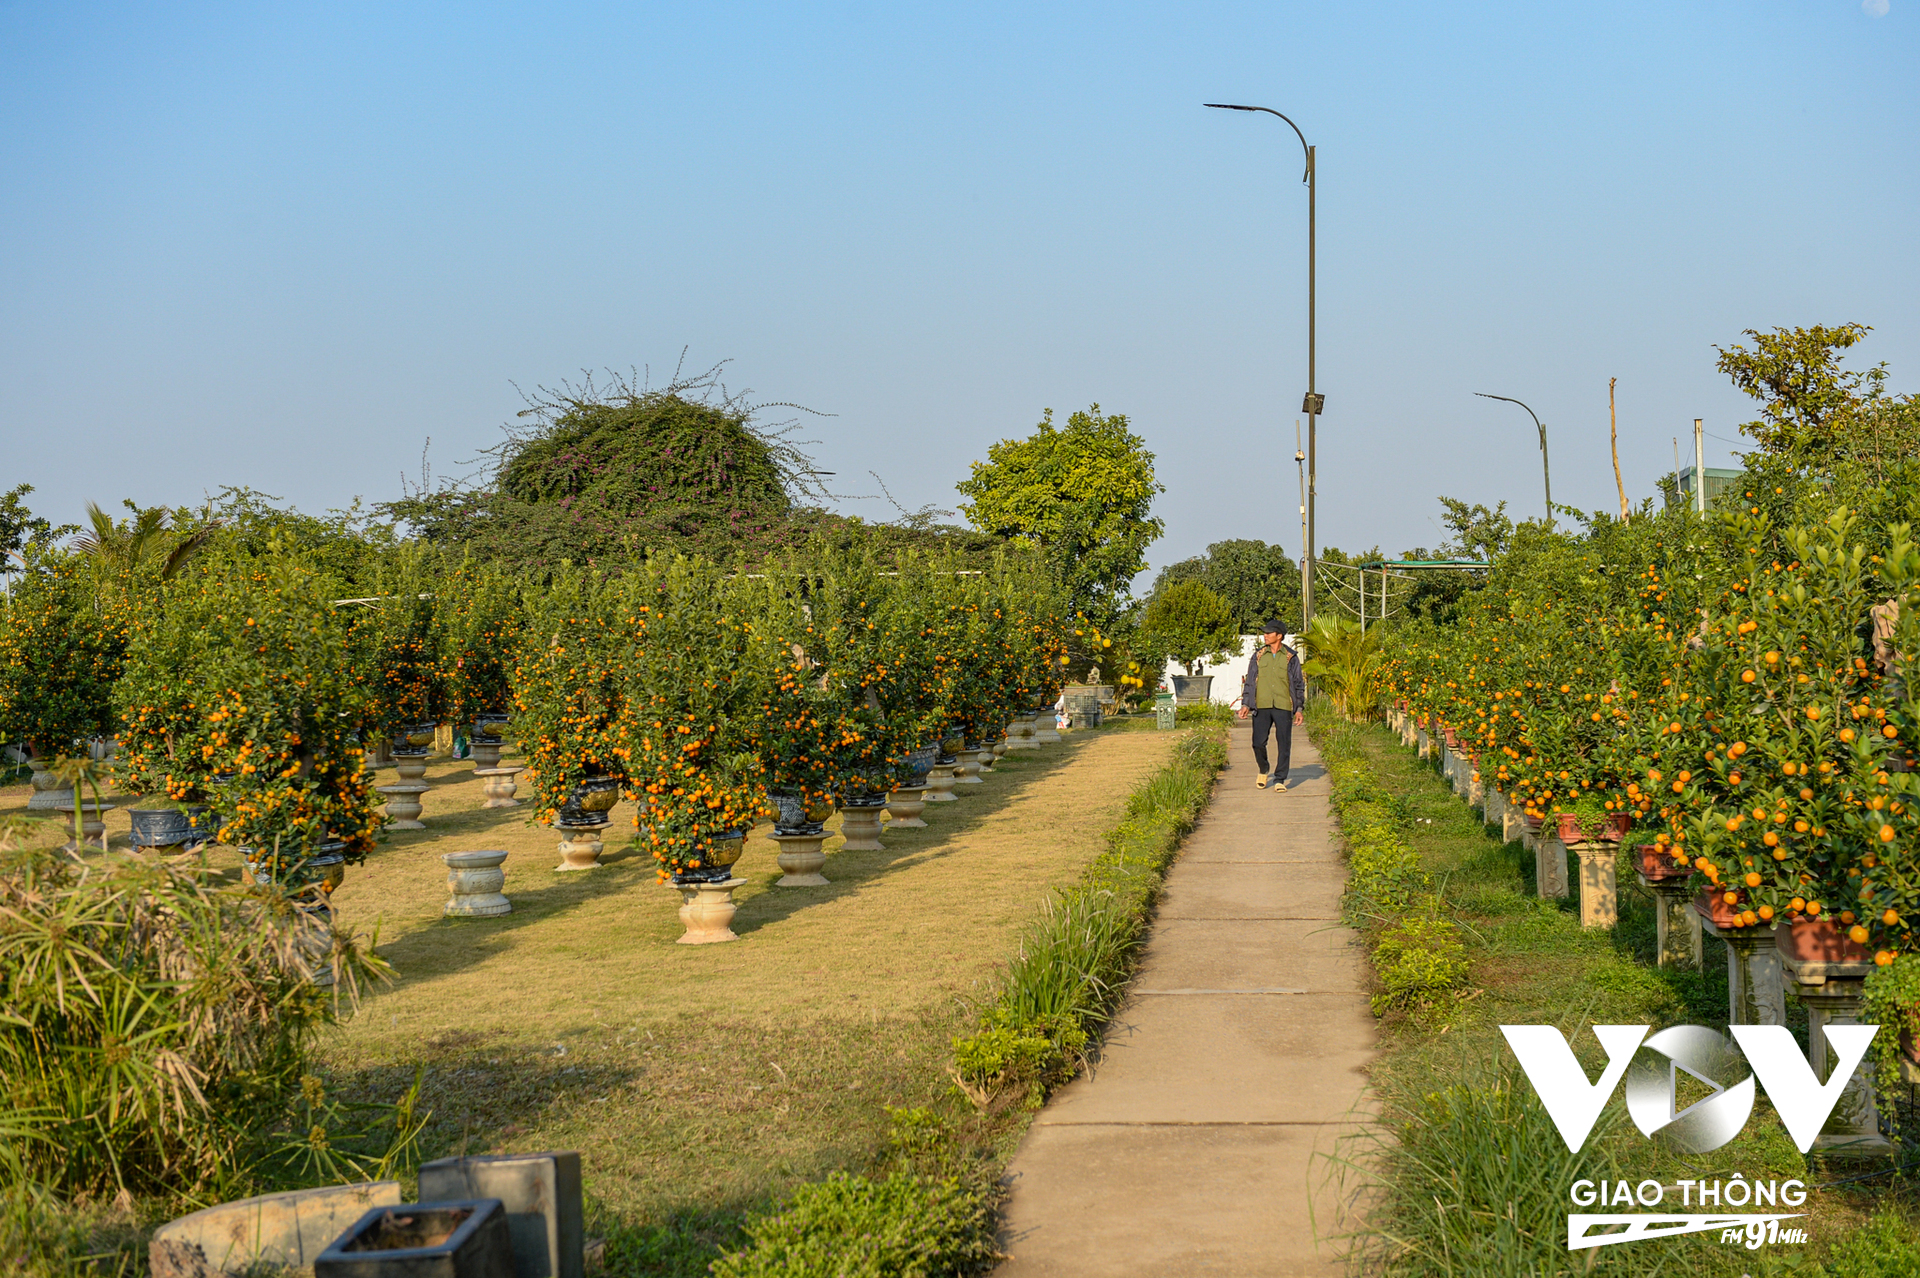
[439,557,524,779]
[509,565,632,873]
[160,551,381,986]
[364,547,448,793]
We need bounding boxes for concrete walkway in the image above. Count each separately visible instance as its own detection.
[995,725,1375,1277]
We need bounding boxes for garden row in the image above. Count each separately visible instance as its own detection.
[1377,487,1920,1152]
[0,540,1079,885]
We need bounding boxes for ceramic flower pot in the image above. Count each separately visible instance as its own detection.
[557,775,621,824]
[471,713,510,742]
[1692,887,1746,930]
[1634,842,1690,883]
[1603,811,1633,842]
[673,830,748,884]
[771,788,825,836]
[1775,916,1873,965]
[128,805,211,851]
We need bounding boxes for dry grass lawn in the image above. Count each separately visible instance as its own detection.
[0,725,1178,1240]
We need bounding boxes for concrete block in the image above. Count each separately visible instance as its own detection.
[419,1152,583,1278]
[150,1181,402,1278]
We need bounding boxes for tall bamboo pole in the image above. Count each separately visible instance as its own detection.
[1610,377,1630,523]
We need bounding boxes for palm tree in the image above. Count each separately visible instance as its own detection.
[71,502,219,579]
[1302,615,1385,720]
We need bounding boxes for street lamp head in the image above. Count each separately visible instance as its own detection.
[1203,103,1259,111]
[1294,450,1305,463]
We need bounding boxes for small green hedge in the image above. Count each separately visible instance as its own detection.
[710,1172,997,1278]
[1312,705,1469,1020]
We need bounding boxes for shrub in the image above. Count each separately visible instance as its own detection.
[0,552,123,757]
[1369,909,1469,1018]
[1142,580,1237,676]
[0,828,411,1204]
[709,1171,997,1278]
[1825,1207,1920,1278]
[948,1015,1084,1113]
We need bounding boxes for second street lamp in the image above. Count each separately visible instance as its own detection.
[1474,392,1553,530]
[1206,101,1320,631]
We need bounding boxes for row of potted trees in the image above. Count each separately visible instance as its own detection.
[1379,498,1920,1115]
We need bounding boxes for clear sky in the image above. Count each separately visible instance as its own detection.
[4,1,1915,579]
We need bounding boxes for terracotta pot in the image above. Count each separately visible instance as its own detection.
[1552,812,1587,842]
[1443,728,1459,747]
[1775,916,1872,965]
[1603,811,1633,842]
[1692,887,1745,929]
[1523,812,1543,832]
[1635,842,1690,882]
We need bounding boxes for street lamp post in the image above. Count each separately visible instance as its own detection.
[1206,102,1319,631]
[1474,393,1553,531]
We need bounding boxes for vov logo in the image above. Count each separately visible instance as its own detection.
[1501,1023,1879,1154]
[1502,1023,1881,1253]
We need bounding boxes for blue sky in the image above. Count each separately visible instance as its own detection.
[3,1,1914,579]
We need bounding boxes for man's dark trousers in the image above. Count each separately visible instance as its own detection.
[1252,707,1293,782]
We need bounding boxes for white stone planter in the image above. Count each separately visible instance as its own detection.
[837,804,885,852]
[554,821,608,872]
[769,832,829,886]
[474,765,524,809]
[394,755,429,784]
[924,763,959,802]
[55,802,114,852]
[674,878,745,944]
[886,785,929,829]
[955,755,984,786]
[443,850,511,917]
[26,759,68,811]
[378,782,429,830]
[469,740,503,770]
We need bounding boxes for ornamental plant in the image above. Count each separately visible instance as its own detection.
[365,547,446,735]
[510,567,632,826]
[437,556,522,726]
[182,552,383,865]
[620,556,766,880]
[0,550,125,757]
[1142,580,1236,677]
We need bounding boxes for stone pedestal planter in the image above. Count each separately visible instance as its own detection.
[1778,943,1893,1156]
[378,783,429,830]
[886,785,929,829]
[55,802,113,852]
[674,878,745,944]
[469,740,503,770]
[1567,839,1618,929]
[1534,835,1568,898]
[1169,673,1213,705]
[1638,874,1702,968]
[25,759,68,811]
[955,755,984,786]
[976,743,999,775]
[554,821,609,872]
[837,803,886,852]
[924,763,959,802]
[769,832,829,886]
[394,753,430,785]
[1032,711,1062,745]
[1697,910,1787,1026]
[474,766,524,809]
[1502,801,1526,847]
[992,735,1009,762]
[1007,713,1040,750]
[1484,787,1505,831]
[443,850,511,917]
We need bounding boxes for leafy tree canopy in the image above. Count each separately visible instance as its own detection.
[1142,580,1238,674]
[955,405,1164,625]
[1,484,78,570]
[1715,323,1889,457]
[1149,538,1299,635]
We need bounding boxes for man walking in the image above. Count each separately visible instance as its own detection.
[1237,621,1306,790]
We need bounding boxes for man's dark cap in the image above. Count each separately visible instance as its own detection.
[1262,619,1288,635]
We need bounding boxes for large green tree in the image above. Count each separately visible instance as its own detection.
[955,405,1164,624]
[1714,323,1887,457]
[1148,538,1299,635]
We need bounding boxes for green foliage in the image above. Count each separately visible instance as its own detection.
[0,483,76,567]
[1824,1207,1920,1278]
[0,830,411,1203]
[0,552,126,756]
[709,1171,997,1278]
[1142,579,1236,674]
[1149,538,1299,635]
[1370,910,1470,1019]
[1302,614,1385,720]
[948,1016,1081,1112]
[1715,323,1888,458]
[1861,954,1920,1113]
[955,404,1165,626]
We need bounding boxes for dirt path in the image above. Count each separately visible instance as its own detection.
[994,724,1375,1277]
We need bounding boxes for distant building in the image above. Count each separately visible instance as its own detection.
[1659,465,1743,509]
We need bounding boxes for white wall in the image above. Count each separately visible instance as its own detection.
[1161,634,1302,707]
